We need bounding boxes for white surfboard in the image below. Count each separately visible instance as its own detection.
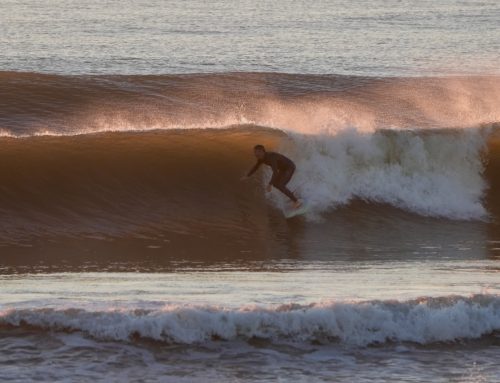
[283,199,309,218]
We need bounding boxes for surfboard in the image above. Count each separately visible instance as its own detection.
[283,199,309,218]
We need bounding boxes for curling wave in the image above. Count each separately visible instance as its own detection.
[0,126,497,242]
[1,71,500,246]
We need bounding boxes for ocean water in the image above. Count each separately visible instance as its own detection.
[2,0,500,76]
[1,1,500,382]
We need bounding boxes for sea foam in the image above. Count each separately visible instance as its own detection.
[282,127,489,219]
[2,295,499,346]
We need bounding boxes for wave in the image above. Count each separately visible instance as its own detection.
[1,71,500,245]
[0,126,497,249]
[0,125,497,240]
[1,295,499,346]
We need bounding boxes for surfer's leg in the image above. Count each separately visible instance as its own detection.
[281,166,295,186]
[272,168,298,203]
[275,184,297,202]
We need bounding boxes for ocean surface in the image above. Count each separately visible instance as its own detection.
[1,1,500,382]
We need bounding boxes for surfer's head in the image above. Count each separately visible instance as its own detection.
[253,144,266,159]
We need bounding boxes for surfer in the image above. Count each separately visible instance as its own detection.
[242,145,302,209]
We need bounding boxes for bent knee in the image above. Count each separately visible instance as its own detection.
[272,181,285,189]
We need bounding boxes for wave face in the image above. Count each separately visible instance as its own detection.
[0,72,500,246]
[0,126,492,242]
[1,295,499,346]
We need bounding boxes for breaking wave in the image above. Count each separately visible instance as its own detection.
[1,71,500,245]
[1,295,499,346]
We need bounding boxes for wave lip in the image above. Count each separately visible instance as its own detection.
[2,295,499,346]
[1,72,499,137]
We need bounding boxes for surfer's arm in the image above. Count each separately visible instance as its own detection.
[246,160,263,177]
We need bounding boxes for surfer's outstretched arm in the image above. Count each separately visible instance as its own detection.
[246,160,263,177]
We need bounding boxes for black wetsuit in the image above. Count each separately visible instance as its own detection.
[247,152,297,202]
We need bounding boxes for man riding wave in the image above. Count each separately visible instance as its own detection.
[242,145,302,209]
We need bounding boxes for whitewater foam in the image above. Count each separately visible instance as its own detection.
[280,127,489,219]
[2,295,499,346]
